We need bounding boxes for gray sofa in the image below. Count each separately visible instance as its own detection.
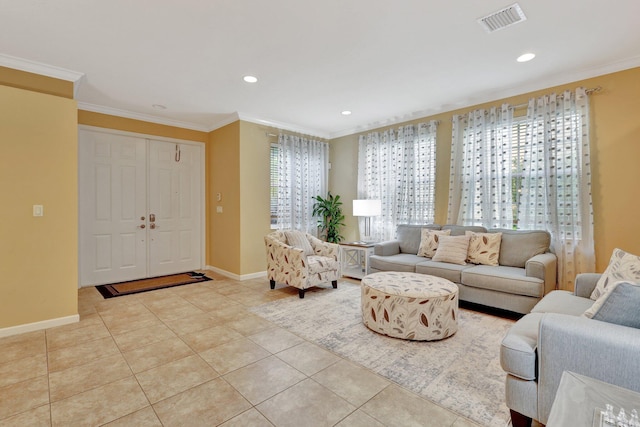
[369,224,557,314]
[500,273,640,426]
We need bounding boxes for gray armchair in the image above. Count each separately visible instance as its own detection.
[501,273,640,426]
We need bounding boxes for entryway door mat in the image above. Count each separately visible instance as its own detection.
[95,272,212,299]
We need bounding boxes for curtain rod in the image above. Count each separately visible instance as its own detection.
[511,86,602,109]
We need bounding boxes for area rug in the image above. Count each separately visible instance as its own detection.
[250,281,514,426]
[95,272,211,299]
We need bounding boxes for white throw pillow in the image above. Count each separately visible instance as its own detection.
[590,248,640,300]
[466,231,502,266]
[284,230,314,256]
[432,235,470,265]
[417,229,451,258]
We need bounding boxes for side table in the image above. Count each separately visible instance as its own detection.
[547,371,640,426]
[339,242,376,279]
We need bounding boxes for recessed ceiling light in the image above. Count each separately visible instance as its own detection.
[152,104,167,110]
[243,75,258,83]
[341,110,352,116]
[517,53,536,62]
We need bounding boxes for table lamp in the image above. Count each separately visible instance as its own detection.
[353,199,381,242]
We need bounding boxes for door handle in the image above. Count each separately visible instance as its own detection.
[150,223,157,229]
[138,224,146,229]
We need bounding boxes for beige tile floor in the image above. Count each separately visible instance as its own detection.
[0,272,502,427]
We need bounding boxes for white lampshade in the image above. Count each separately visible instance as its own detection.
[353,199,382,217]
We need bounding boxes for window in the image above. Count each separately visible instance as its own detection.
[358,121,438,241]
[270,134,328,234]
[269,144,279,227]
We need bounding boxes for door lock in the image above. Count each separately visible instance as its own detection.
[149,213,156,222]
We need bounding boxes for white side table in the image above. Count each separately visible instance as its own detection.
[340,242,376,279]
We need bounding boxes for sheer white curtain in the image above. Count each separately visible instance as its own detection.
[357,121,438,241]
[518,88,595,289]
[447,105,515,228]
[275,133,329,235]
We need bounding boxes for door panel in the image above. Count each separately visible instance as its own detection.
[148,140,202,277]
[79,130,147,286]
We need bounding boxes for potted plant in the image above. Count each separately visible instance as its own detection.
[312,192,345,243]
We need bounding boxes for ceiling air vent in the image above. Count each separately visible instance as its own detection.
[478,3,527,33]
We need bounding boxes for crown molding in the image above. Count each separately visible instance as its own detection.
[0,53,85,98]
[78,102,210,132]
[208,112,241,131]
[233,112,330,139]
[329,56,640,140]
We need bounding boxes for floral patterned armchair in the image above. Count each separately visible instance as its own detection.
[265,230,341,298]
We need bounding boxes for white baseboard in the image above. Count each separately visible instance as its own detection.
[0,314,80,338]
[205,266,267,281]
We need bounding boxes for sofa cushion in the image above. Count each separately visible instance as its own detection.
[530,290,594,316]
[500,313,543,381]
[489,229,550,268]
[369,253,423,273]
[415,260,470,283]
[432,235,470,265]
[284,230,314,256]
[461,265,544,298]
[466,231,502,266]
[442,224,487,236]
[396,224,440,254]
[417,229,451,258]
[583,282,640,329]
[591,248,640,300]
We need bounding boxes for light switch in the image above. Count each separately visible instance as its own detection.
[33,205,44,217]
[216,206,223,213]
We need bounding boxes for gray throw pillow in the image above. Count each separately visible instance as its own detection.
[584,281,640,329]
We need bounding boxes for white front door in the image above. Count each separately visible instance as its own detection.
[79,130,148,285]
[79,129,203,286]
[148,140,202,276]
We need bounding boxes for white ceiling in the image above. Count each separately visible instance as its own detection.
[1,0,639,138]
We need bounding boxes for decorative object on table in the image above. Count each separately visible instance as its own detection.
[352,199,381,242]
[312,192,345,243]
[599,405,640,427]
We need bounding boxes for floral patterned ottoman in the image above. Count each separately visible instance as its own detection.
[361,271,459,341]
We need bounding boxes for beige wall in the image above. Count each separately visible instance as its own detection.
[0,84,78,329]
[330,67,640,279]
[206,121,279,277]
[207,122,241,273]
[239,121,278,275]
[0,65,74,99]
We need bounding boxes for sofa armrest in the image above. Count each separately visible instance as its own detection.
[374,240,401,256]
[573,273,602,298]
[537,313,640,424]
[308,235,340,260]
[525,252,557,295]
